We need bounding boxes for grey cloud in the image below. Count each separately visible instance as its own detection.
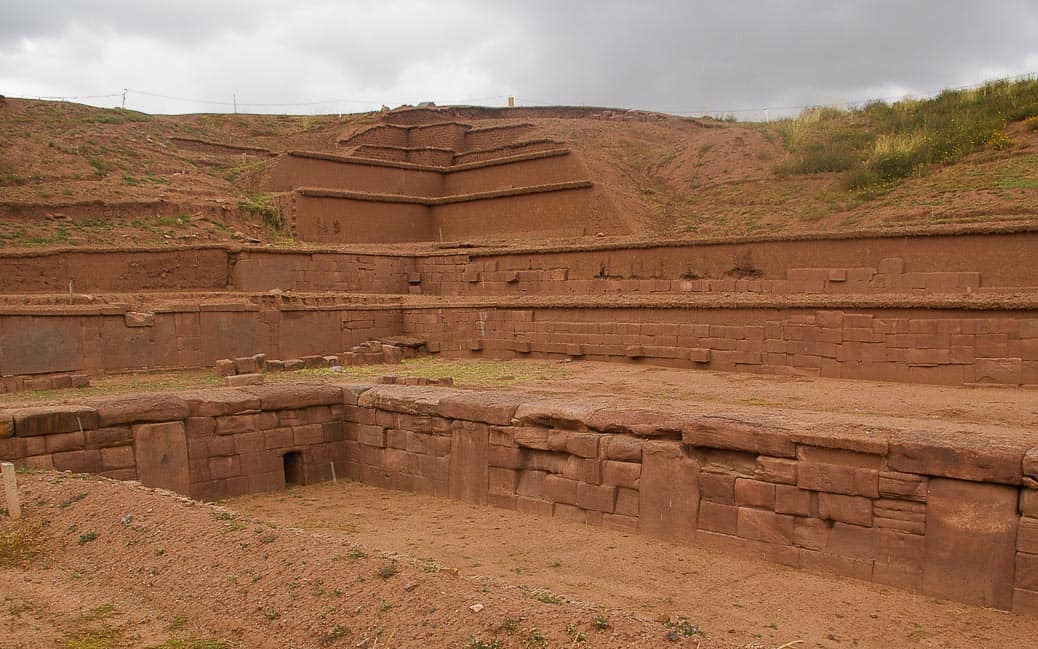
[0,0,1035,115]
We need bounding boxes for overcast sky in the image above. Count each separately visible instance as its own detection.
[1,0,1037,119]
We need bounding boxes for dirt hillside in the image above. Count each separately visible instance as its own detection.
[2,95,1037,249]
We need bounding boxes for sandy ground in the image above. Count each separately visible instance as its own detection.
[4,470,1038,649]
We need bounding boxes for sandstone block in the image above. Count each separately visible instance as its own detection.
[12,405,97,436]
[755,456,797,485]
[889,431,1025,485]
[1019,517,1038,554]
[974,357,1022,385]
[576,482,616,512]
[638,441,699,543]
[242,383,345,411]
[683,416,795,458]
[774,485,814,516]
[585,409,685,439]
[1018,553,1038,591]
[233,356,260,374]
[124,311,155,327]
[225,373,263,387]
[179,390,261,417]
[877,528,924,567]
[544,475,578,505]
[516,496,553,517]
[734,478,775,509]
[818,493,873,526]
[794,517,831,550]
[513,399,598,430]
[517,470,547,498]
[92,394,188,427]
[698,500,738,535]
[798,462,857,495]
[923,478,1019,610]
[214,359,235,376]
[603,436,643,461]
[602,460,641,488]
[878,471,928,501]
[827,522,878,561]
[133,421,189,495]
[615,487,639,517]
[699,472,736,504]
[356,425,386,448]
[737,507,794,545]
[438,391,525,425]
[566,432,600,458]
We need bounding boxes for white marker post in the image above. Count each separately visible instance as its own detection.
[1,462,20,520]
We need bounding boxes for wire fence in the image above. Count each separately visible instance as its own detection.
[9,71,1037,122]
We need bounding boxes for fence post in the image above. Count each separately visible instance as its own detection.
[1,462,20,520]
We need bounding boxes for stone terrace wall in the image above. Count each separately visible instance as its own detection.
[0,304,402,389]
[0,247,413,295]
[405,306,1038,386]
[412,231,1038,296]
[1,383,1036,613]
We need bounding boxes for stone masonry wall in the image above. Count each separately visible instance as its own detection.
[0,304,402,389]
[0,383,1035,612]
[405,307,1038,386]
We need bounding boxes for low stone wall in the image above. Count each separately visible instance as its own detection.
[0,383,1035,612]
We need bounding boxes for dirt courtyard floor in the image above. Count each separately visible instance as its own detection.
[230,479,1038,649]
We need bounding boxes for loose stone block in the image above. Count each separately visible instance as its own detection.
[214,359,235,376]
[225,373,263,387]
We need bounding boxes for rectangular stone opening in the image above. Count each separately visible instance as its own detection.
[283,451,304,487]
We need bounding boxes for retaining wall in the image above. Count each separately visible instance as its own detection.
[0,303,402,387]
[404,306,1038,386]
[413,231,1038,296]
[0,247,412,294]
[1,383,1036,613]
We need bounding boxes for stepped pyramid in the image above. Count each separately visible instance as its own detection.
[262,108,628,243]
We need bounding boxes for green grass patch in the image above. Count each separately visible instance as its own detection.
[772,76,1038,192]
